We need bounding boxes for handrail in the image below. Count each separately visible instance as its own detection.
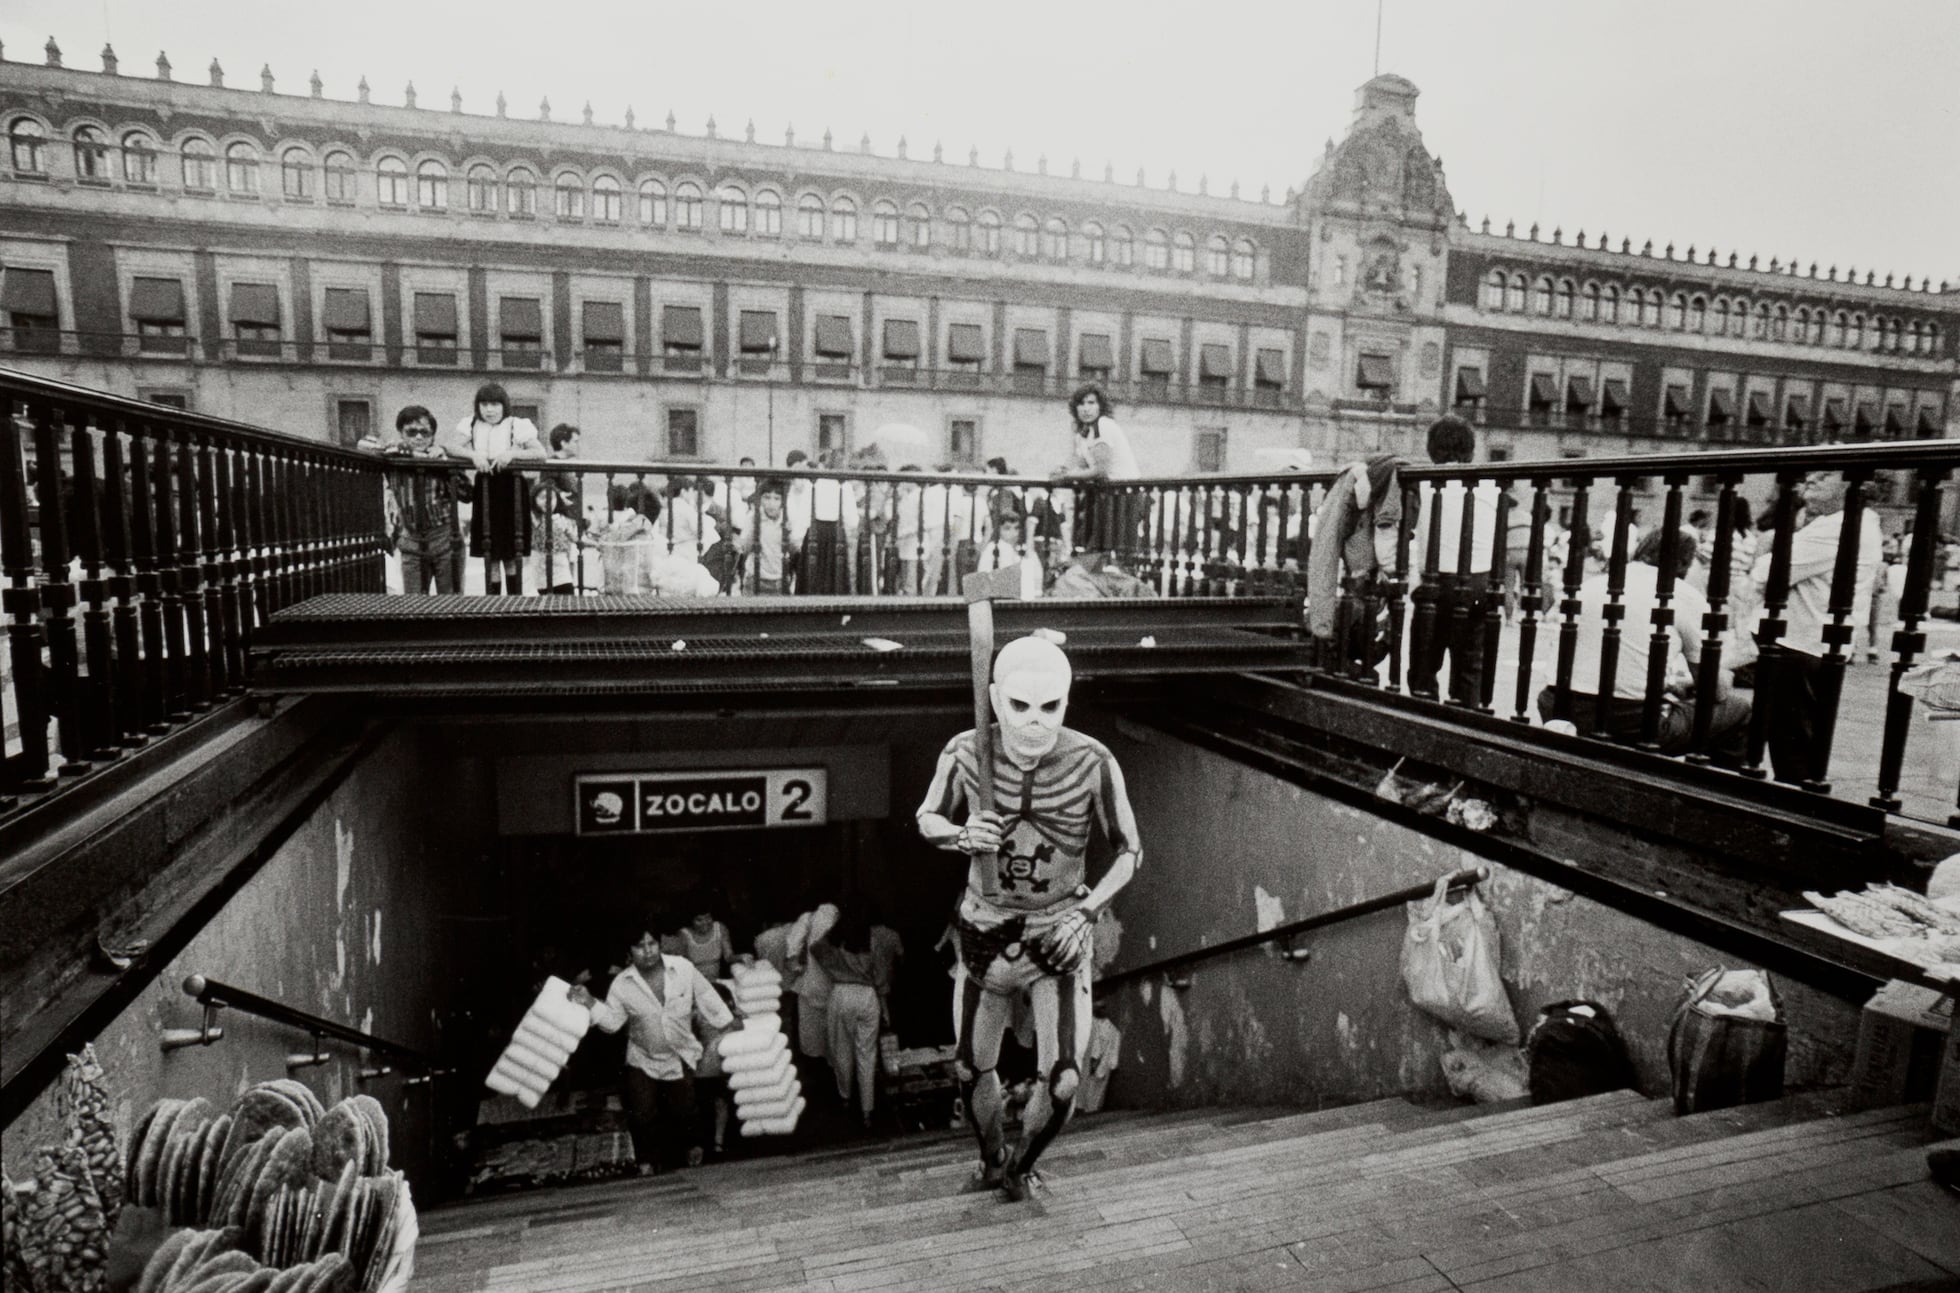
[180,975,447,1074]
[1094,866,1487,992]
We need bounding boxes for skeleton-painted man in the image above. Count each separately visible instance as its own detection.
[916,635,1141,1200]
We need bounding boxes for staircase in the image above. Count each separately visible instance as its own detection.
[412,1092,1959,1292]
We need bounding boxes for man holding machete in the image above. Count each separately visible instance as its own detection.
[915,569,1142,1200]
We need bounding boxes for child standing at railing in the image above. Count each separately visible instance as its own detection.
[447,381,544,595]
[525,476,583,595]
[377,405,465,594]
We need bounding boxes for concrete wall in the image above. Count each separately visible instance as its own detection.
[2,725,497,1197]
[1079,716,1862,1111]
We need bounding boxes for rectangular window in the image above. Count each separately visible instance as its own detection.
[322,286,373,361]
[813,314,854,360]
[1078,332,1114,377]
[738,309,778,375]
[1453,365,1485,410]
[334,397,373,448]
[1785,395,1810,434]
[1198,342,1232,390]
[1012,328,1048,393]
[1487,445,1513,463]
[817,412,849,456]
[1884,403,1907,438]
[666,407,701,458]
[1356,352,1394,395]
[1706,388,1734,429]
[1194,428,1227,473]
[510,401,542,428]
[582,300,625,373]
[412,290,458,365]
[2,267,61,354]
[1253,347,1287,406]
[662,304,704,372]
[1745,391,1773,428]
[946,321,985,387]
[130,276,189,355]
[882,318,921,384]
[1663,384,1691,428]
[229,281,282,358]
[1526,371,1557,423]
[948,417,979,466]
[1566,375,1595,417]
[1822,397,1847,436]
[498,296,544,369]
[1138,337,1175,399]
[1600,377,1628,424]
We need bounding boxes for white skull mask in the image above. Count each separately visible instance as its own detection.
[989,636,1071,765]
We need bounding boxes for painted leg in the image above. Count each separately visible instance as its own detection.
[953,962,1009,1182]
[1005,962,1092,1199]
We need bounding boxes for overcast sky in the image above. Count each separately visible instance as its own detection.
[6,0,1956,285]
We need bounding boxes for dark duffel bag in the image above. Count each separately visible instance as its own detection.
[1667,968,1786,1115]
[1526,1000,1638,1106]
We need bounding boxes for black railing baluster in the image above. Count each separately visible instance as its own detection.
[1689,478,1739,764]
[1637,477,1686,749]
[1877,469,1945,812]
[69,414,119,760]
[1478,481,1512,714]
[174,431,211,709]
[1511,481,1550,723]
[1384,480,1416,693]
[1590,480,1636,736]
[1408,480,1446,700]
[1742,473,1802,779]
[1445,477,1482,707]
[213,441,245,686]
[1803,471,1872,793]
[195,435,229,694]
[32,401,90,774]
[130,428,172,728]
[1,395,54,790]
[101,419,146,747]
[1551,477,1594,722]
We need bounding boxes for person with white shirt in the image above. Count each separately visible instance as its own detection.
[1059,385,1143,555]
[1407,416,1501,705]
[572,926,734,1175]
[445,381,545,595]
[1752,472,1885,784]
[1537,527,1749,761]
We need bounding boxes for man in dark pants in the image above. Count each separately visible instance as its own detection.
[574,926,732,1175]
[1408,415,1499,705]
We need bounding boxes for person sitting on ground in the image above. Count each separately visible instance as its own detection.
[1537,525,1749,763]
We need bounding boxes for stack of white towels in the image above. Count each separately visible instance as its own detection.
[723,961,803,1135]
[485,975,591,1108]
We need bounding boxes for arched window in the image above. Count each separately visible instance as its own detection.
[1848,313,1864,348]
[1809,309,1826,345]
[1483,269,1506,310]
[1713,298,1730,335]
[466,164,496,212]
[1728,298,1748,337]
[180,138,217,190]
[9,118,47,174]
[1688,295,1707,333]
[323,150,354,202]
[675,181,704,230]
[1644,289,1663,328]
[946,205,971,251]
[1753,302,1771,339]
[1929,324,1944,355]
[1231,239,1256,281]
[829,194,856,243]
[1012,213,1038,257]
[977,209,1001,255]
[906,202,931,249]
[1045,217,1070,261]
[1829,311,1847,347]
[1556,279,1575,319]
[755,189,782,235]
[121,131,158,184]
[639,179,668,226]
[1581,282,1601,322]
[1206,234,1230,276]
[1144,227,1170,270]
[1772,304,1789,341]
[282,147,314,200]
[1792,307,1810,344]
[1668,292,1686,330]
[416,159,447,210]
[505,166,536,217]
[591,175,621,223]
[375,156,409,206]
[1111,224,1134,267]
[1084,221,1107,265]
[553,172,583,219]
[1507,274,1528,312]
[72,126,109,181]
[719,184,750,234]
[1908,321,1925,355]
[1600,284,1619,323]
[225,142,259,194]
[797,192,825,238]
[1531,276,1553,315]
[1172,231,1196,272]
[871,199,899,246]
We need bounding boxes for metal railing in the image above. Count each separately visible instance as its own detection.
[170,974,446,1078]
[1096,867,1487,993]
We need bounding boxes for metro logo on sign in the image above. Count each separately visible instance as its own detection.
[575,769,827,835]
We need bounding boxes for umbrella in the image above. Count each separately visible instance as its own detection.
[1254,447,1315,471]
[869,423,930,450]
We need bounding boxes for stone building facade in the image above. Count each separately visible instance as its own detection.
[0,44,1953,483]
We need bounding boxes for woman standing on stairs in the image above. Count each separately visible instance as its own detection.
[811,904,894,1130]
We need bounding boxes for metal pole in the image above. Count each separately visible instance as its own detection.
[767,335,778,466]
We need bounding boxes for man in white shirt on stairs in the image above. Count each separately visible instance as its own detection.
[573,926,734,1175]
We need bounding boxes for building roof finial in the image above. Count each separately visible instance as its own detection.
[822,127,833,150]
[860,130,871,153]
[451,87,463,113]
[666,108,676,132]
[208,57,224,87]
[706,114,717,138]
[1004,147,1014,170]
[1229,178,1239,199]
[583,101,594,126]
[357,75,370,104]
[156,51,173,80]
[746,119,756,143]
[539,96,551,122]
[1198,172,1207,195]
[496,90,507,118]
[933,140,943,163]
[403,81,417,109]
[44,36,61,68]
[625,105,636,129]
[896,135,907,159]
[101,44,118,75]
[261,64,275,94]
[310,69,323,97]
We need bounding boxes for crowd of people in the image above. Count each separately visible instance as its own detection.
[362,382,1146,599]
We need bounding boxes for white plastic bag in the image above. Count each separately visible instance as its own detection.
[1401,874,1518,1044]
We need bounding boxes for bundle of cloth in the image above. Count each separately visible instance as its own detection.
[484,976,591,1108]
[724,962,803,1135]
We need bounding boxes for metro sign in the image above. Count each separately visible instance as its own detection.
[574,769,828,835]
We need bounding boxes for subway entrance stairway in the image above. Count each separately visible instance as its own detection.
[412,1090,1958,1292]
